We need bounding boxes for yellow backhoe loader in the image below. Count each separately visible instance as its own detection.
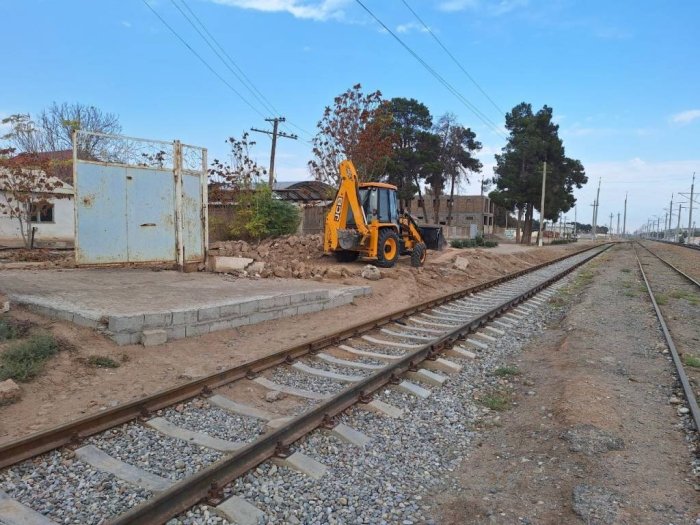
[324,160,444,268]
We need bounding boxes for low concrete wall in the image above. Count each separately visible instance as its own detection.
[20,285,372,346]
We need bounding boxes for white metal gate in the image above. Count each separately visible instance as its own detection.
[72,131,207,266]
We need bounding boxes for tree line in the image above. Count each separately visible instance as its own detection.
[308,84,587,244]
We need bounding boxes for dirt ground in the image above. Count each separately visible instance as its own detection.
[640,241,700,282]
[432,243,699,524]
[0,240,588,445]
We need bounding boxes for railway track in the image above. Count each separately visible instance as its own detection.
[648,238,700,252]
[633,241,700,434]
[0,243,611,525]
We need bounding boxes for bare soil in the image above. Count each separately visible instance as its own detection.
[639,240,700,282]
[432,243,699,524]
[0,240,587,445]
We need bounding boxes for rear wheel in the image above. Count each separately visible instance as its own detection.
[411,242,427,267]
[376,229,400,268]
[334,250,360,263]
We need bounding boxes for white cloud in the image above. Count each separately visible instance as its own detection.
[439,0,528,15]
[121,20,132,28]
[670,109,700,125]
[396,22,430,34]
[211,0,350,21]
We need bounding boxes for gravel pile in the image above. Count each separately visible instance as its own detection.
[87,423,222,481]
[161,401,266,443]
[269,367,345,395]
[0,450,150,524]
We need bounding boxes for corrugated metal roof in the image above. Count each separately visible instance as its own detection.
[273,180,334,201]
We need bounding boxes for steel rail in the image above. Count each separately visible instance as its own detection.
[632,244,700,433]
[110,243,612,525]
[648,238,700,252]
[637,241,700,288]
[0,242,608,469]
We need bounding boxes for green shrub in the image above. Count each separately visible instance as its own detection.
[450,238,498,249]
[86,355,121,368]
[229,186,300,240]
[0,333,59,382]
[480,392,510,411]
[0,319,16,341]
[493,365,520,377]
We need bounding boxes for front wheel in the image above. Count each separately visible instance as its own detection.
[411,242,427,267]
[376,229,400,268]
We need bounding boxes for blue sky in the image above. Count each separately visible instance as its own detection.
[1,0,699,231]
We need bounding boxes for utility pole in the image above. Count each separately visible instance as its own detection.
[664,211,668,239]
[676,203,683,242]
[251,117,298,188]
[688,172,695,244]
[668,194,674,233]
[616,212,620,235]
[573,205,577,237]
[609,213,613,238]
[537,160,547,247]
[592,177,601,240]
[622,192,627,237]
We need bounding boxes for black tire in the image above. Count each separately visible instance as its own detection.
[411,242,427,267]
[334,250,360,263]
[376,229,400,268]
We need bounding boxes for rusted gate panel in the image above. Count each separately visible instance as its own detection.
[73,131,207,266]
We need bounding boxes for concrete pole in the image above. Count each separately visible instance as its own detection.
[617,212,620,235]
[574,205,577,237]
[592,177,601,239]
[668,194,673,233]
[622,192,627,237]
[676,203,683,242]
[687,173,695,244]
[609,213,613,238]
[538,161,547,247]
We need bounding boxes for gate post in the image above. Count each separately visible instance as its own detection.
[201,148,209,258]
[174,140,184,270]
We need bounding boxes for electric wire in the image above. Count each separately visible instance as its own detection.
[174,0,315,140]
[141,0,268,119]
[400,0,505,116]
[353,0,507,139]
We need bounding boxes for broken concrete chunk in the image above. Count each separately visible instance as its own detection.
[361,264,382,281]
[265,390,286,403]
[453,256,470,270]
[324,267,343,279]
[211,256,255,273]
[248,261,265,274]
[0,379,21,405]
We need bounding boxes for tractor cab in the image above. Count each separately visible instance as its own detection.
[354,182,400,227]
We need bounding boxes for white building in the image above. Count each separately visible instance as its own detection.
[0,169,74,247]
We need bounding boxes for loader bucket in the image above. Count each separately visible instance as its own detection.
[419,225,446,251]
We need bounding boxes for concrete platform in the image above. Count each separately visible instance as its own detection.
[0,269,371,345]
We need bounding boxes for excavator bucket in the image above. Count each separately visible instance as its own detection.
[418,225,446,251]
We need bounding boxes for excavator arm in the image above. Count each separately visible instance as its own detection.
[324,160,370,252]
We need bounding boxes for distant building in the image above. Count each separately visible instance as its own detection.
[0,168,74,247]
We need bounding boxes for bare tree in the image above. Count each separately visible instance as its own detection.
[308,84,394,187]
[3,102,122,158]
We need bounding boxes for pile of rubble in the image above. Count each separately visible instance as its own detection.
[209,234,356,280]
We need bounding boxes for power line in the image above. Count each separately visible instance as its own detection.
[353,0,507,140]
[400,0,504,116]
[141,0,268,119]
[175,0,315,141]
[176,0,314,141]
[171,0,275,117]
